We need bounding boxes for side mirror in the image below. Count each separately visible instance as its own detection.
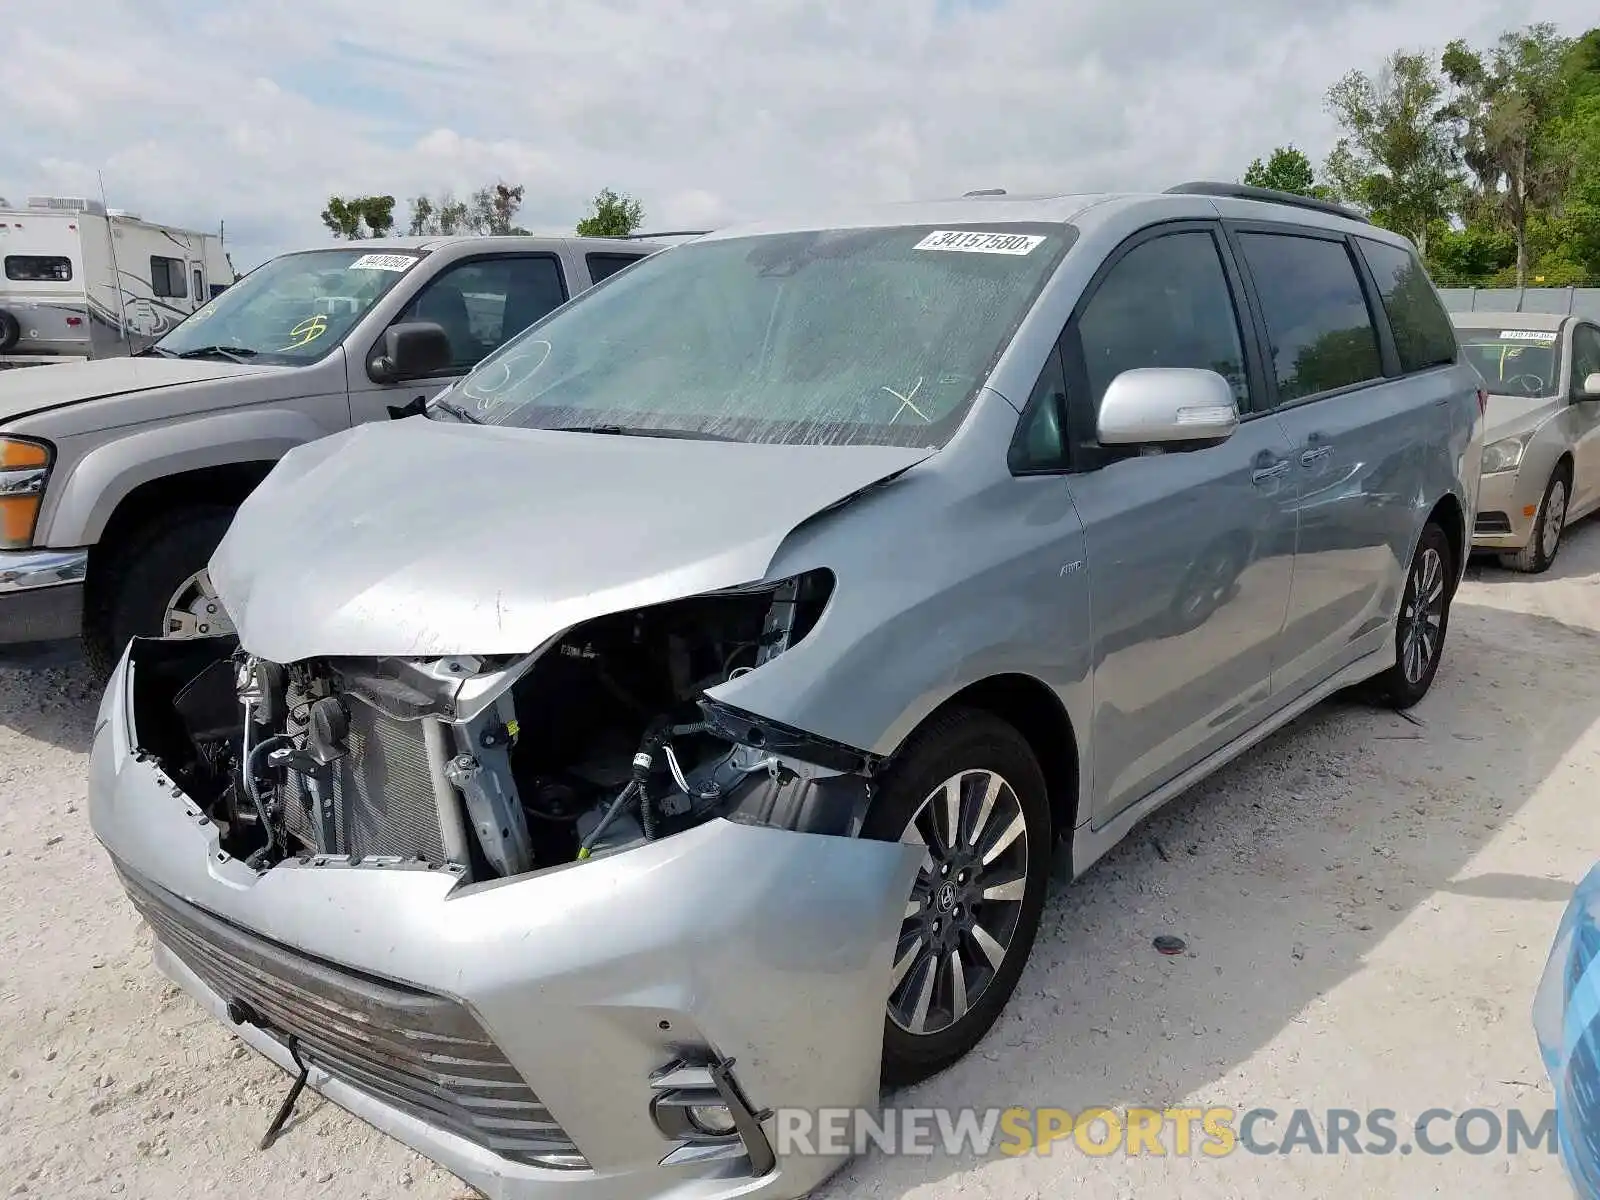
[1097,368,1240,447]
[367,321,452,385]
[1577,372,1600,402]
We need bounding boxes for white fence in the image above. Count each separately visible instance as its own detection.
[1438,287,1600,320]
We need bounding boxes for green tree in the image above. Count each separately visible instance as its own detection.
[575,188,644,238]
[320,194,396,240]
[406,181,526,237]
[1443,24,1576,285]
[1322,51,1461,255]
[1241,146,1331,198]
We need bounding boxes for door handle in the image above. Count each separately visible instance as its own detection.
[1252,460,1291,485]
[1300,445,1333,467]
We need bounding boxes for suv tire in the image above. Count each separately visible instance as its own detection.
[860,707,1052,1088]
[83,506,236,680]
[1372,520,1454,710]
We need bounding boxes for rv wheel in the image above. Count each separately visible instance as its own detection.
[0,310,21,353]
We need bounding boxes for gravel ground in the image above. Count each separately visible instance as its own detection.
[3,519,1598,1199]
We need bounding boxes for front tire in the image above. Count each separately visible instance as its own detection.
[83,506,237,680]
[1501,467,1569,575]
[1372,520,1453,709]
[861,708,1052,1087]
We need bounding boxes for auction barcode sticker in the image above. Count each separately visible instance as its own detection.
[349,253,419,272]
[1498,329,1558,343]
[914,230,1045,255]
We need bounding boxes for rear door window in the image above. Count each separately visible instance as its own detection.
[1356,237,1457,372]
[1236,232,1382,404]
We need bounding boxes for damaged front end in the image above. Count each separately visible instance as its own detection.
[141,567,876,879]
[97,566,923,1198]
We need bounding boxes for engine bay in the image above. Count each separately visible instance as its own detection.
[128,571,843,880]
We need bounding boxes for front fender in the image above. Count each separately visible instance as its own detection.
[39,405,338,546]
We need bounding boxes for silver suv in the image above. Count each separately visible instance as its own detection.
[89,184,1483,1200]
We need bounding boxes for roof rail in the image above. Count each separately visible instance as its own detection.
[1163,181,1369,224]
[618,230,711,240]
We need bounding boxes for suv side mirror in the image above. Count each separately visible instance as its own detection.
[1097,368,1239,447]
[1577,372,1600,402]
[368,321,452,385]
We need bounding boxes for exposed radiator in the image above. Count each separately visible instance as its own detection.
[280,683,446,863]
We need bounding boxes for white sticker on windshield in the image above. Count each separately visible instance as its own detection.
[1498,329,1558,343]
[349,253,418,273]
[914,230,1045,256]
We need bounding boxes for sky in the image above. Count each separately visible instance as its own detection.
[3,0,1595,272]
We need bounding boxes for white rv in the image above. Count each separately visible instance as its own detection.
[0,196,234,367]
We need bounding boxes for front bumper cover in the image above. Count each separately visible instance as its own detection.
[88,648,922,1200]
[0,547,86,645]
[1471,468,1540,550]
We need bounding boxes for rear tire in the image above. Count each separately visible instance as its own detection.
[0,310,21,353]
[860,707,1052,1088]
[83,506,236,681]
[1500,466,1569,575]
[1371,520,1453,710]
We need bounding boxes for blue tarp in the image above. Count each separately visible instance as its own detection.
[1535,862,1600,1198]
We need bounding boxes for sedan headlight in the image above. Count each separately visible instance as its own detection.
[1481,433,1532,475]
[0,437,53,549]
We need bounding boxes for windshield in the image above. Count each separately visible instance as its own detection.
[149,248,426,365]
[1458,327,1561,397]
[450,224,1073,446]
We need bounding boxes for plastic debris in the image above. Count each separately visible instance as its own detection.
[1534,862,1600,1199]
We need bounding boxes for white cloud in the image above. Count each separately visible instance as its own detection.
[2,0,1593,269]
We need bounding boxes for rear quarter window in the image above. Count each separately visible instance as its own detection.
[586,252,646,283]
[1356,237,1457,373]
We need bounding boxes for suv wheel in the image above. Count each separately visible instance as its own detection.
[861,708,1052,1087]
[1372,520,1454,709]
[1501,466,1569,574]
[84,506,237,679]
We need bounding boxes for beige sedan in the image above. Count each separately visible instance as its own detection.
[1454,311,1600,572]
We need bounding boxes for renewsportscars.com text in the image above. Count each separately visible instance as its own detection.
[774,1106,1559,1159]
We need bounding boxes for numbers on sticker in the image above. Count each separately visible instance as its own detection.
[914,230,1046,256]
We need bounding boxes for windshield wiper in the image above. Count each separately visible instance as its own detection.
[426,398,484,425]
[549,423,736,442]
[137,345,177,358]
[175,345,258,363]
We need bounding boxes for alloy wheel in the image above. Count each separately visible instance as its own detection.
[163,569,235,638]
[1400,546,1445,686]
[889,769,1030,1037]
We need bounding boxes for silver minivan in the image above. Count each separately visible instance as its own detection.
[90,183,1483,1200]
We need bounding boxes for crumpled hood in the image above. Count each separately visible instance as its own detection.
[0,355,271,424]
[210,417,932,662]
